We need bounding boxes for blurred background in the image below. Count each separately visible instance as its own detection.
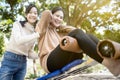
[0,0,120,79]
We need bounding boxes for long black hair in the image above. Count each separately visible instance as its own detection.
[20,4,38,27]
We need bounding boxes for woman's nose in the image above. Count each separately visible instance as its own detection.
[57,17,62,21]
[31,13,37,17]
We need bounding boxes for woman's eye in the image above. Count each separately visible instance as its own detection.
[29,12,38,15]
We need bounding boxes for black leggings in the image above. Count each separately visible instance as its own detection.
[68,29,103,62]
[47,29,103,72]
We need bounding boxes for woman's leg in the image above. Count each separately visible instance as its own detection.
[68,29,103,63]
[68,29,120,76]
[47,45,83,72]
[87,33,99,44]
[13,62,27,80]
[0,51,27,80]
[13,55,27,80]
[0,51,18,80]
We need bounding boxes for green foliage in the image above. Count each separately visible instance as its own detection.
[58,0,111,28]
[26,73,38,79]
[0,19,13,38]
[81,19,94,32]
[0,0,23,56]
[103,29,120,42]
[0,32,5,56]
[5,0,22,8]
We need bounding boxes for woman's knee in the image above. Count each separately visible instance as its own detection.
[68,29,85,37]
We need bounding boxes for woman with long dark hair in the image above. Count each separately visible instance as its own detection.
[36,6,120,76]
[0,4,40,80]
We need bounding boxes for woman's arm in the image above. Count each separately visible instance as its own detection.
[28,44,39,59]
[35,10,52,35]
[12,22,39,45]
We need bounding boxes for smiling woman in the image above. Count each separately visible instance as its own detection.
[0,4,40,80]
[35,7,101,73]
[35,6,120,77]
[25,6,38,25]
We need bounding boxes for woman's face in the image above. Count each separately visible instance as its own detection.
[26,7,38,25]
[51,10,64,27]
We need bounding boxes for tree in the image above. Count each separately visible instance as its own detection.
[96,0,120,42]
[0,0,24,55]
[58,0,110,28]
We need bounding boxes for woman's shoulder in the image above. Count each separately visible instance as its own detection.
[13,21,21,25]
[12,21,23,29]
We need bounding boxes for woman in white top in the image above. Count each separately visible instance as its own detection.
[0,4,40,80]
